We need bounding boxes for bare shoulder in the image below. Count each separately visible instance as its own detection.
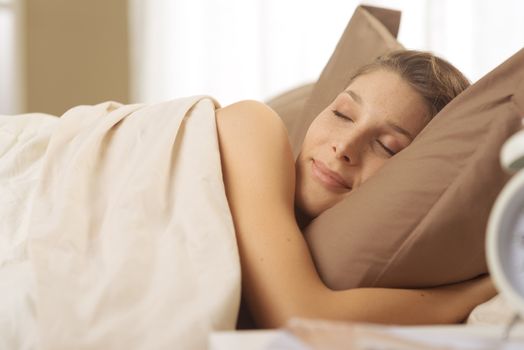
[215,99,295,210]
[215,100,291,166]
[215,100,287,139]
[216,99,279,119]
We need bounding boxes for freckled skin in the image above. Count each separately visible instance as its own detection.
[216,96,497,328]
[295,69,430,223]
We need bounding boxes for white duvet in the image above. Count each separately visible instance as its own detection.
[0,96,241,350]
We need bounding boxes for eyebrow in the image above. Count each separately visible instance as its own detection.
[386,121,414,141]
[344,89,414,141]
[344,89,362,105]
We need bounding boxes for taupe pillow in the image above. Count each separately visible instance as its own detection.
[266,5,403,155]
[304,47,524,290]
[265,83,314,134]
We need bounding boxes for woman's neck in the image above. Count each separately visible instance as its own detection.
[294,205,312,231]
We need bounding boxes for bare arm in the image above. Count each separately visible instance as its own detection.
[216,100,497,329]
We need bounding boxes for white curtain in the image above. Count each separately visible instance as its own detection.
[129,0,362,106]
[129,0,524,107]
[1,1,522,114]
[0,0,22,115]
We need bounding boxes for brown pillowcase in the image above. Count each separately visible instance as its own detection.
[304,48,524,290]
[265,83,314,134]
[266,5,402,155]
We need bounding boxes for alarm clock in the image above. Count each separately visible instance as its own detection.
[487,127,524,317]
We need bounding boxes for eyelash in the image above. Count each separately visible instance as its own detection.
[377,140,396,156]
[332,109,353,122]
[331,109,396,156]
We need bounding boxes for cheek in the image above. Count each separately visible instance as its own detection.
[302,114,333,150]
[361,157,388,183]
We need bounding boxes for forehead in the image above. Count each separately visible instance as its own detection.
[345,69,430,128]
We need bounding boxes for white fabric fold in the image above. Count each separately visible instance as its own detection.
[0,96,241,350]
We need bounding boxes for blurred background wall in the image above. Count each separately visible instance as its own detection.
[25,0,129,115]
[0,0,523,115]
[0,0,129,115]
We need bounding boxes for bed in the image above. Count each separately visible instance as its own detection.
[1,4,524,350]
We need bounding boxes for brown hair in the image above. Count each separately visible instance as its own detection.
[349,50,470,118]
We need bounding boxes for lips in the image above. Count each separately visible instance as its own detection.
[311,159,351,190]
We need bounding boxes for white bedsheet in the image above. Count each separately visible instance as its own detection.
[0,96,241,350]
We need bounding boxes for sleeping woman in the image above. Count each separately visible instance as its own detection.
[215,50,497,328]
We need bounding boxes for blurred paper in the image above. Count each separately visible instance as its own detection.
[267,319,524,350]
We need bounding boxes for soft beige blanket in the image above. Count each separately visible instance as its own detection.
[0,96,241,350]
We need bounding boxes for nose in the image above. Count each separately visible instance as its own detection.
[332,136,361,165]
[332,145,351,163]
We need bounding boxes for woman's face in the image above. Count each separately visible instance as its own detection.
[295,69,430,220]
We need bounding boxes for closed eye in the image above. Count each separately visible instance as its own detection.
[332,109,353,122]
[376,140,396,156]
